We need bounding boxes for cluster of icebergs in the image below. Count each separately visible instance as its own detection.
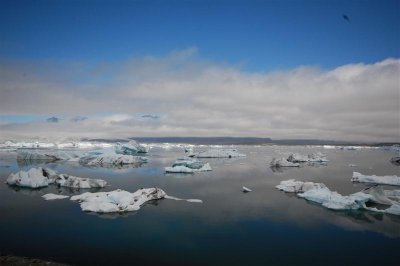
[276,172,400,215]
[0,141,113,149]
[270,152,328,168]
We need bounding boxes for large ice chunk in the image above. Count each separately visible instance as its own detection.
[351,172,400,186]
[70,188,166,213]
[6,168,50,188]
[7,167,107,189]
[115,140,149,155]
[190,149,246,158]
[79,153,147,167]
[276,179,400,215]
[165,159,212,173]
[17,150,82,162]
[276,179,326,193]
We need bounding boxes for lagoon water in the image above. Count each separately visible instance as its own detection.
[0,145,399,265]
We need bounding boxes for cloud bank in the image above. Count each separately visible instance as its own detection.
[0,48,399,142]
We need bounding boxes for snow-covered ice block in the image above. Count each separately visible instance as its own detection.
[276,179,327,193]
[270,158,300,168]
[115,140,149,155]
[42,193,69,200]
[6,168,50,188]
[70,188,166,213]
[351,172,400,186]
[190,149,246,158]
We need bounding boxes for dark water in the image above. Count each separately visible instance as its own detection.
[0,145,399,265]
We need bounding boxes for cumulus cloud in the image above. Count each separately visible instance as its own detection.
[0,48,399,142]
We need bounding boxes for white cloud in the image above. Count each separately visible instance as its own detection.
[0,49,399,142]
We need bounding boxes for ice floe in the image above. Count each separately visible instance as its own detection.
[276,180,400,215]
[70,188,203,213]
[165,159,212,173]
[16,150,81,162]
[42,193,70,200]
[115,140,149,155]
[6,167,107,189]
[189,149,246,158]
[270,158,300,168]
[351,172,400,186]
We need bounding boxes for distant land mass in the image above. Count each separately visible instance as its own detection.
[80,137,395,146]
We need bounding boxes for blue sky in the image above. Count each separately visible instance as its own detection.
[0,0,399,141]
[1,0,399,71]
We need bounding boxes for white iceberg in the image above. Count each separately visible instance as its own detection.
[71,188,203,213]
[270,158,300,168]
[189,149,246,158]
[115,140,149,155]
[165,159,212,173]
[42,193,69,200]
[6,168,50,188]
[351,172,400,186]
[276,180,400,215]
[7,167,107,189]
[287,152,328,163]
[70,188,166,213]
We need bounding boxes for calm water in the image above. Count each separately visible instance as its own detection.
[0,145,399,265]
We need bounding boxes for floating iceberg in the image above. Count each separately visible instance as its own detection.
[287,152,328,163]
[115,140,149,155]
[349,164,358,167]
[165,159,212,173]
[7,167,107,189]
[78,153,147,167]
[17,150,82,162]
[276,179,326,193]
[6,168,50,188]
[42,193,69,200]
[276,180,400,215]
[71,188,203,213]
[189,149,246,158]
[351,172,400,186]
[270,158,300,168]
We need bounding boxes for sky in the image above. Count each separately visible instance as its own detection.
[0,0,399,142]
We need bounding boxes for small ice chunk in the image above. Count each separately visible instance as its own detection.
[349,164,358,167]
[390,157,400,166]
[351,172,400,186]
[242,186,252,193]
[270,158,300,168]
[42,193,69,200]
[165,166,194,173]
[164,195,203,203]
